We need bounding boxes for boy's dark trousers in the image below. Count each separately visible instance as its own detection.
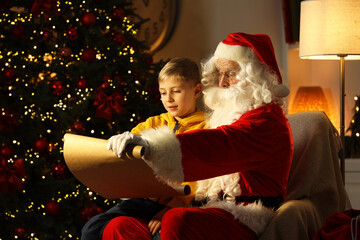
[81,198,165,240]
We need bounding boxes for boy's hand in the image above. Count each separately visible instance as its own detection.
[107,132,149,158]
[148,206,170,235]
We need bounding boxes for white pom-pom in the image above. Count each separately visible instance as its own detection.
[273,84,290,98]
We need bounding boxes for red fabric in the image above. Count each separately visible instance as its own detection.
[93,89,124,120]
[0,157,25,194]
[102,216,152,240]
[312,209,360,240]
[160,207,257,240]
[177,103,293,200]
[221,32,282,84]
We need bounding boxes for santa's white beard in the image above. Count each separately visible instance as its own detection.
[195,84,254,201]
[203,85,254,128]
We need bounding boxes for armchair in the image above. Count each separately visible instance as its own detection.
[259,111,351,240]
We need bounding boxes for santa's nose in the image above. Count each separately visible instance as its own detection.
[219,76,230,88]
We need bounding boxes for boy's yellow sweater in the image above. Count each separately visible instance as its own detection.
[131,110,207,208]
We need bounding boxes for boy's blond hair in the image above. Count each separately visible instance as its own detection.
[158,58,200,85]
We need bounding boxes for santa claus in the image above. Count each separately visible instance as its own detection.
[107,32,294,240]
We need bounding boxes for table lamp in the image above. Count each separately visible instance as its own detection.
[299,0,360,183]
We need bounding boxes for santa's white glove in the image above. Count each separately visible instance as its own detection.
[107,131,150,159]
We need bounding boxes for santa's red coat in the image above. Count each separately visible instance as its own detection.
[175,103,293,200]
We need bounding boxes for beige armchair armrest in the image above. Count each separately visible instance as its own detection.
[260,199,322,240]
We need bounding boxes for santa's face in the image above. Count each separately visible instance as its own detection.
[216,58,241,88]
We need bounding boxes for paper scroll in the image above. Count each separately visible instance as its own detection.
[63,133,189,199]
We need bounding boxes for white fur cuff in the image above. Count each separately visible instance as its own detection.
[140,126,184,184]
[203,201,275,236]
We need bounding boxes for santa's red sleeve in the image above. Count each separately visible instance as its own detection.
[140,104,293,186]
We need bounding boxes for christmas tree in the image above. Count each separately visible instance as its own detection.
[0,0,165,239]
[347,95,360,158]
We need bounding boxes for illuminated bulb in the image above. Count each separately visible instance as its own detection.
[357,132,359,137]
[355,96,358,100]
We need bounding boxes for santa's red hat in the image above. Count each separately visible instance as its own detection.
[214,32,289,98]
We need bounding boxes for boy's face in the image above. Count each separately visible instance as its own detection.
[159,76,201,121]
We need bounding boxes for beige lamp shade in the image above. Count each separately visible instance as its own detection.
[299,0,360,60]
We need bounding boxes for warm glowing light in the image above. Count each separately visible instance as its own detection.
[290,86,335,124]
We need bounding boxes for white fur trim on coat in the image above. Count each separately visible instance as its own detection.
[140,126,184,184]
[203,201,275,236]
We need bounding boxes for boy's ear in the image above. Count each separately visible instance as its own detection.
[194,83,202,98]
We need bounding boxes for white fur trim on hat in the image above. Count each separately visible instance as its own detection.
[214,42,248,62]
[140,126,184,184]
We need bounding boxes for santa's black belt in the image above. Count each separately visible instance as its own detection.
[235,196,283,210]
[192,196,283,210]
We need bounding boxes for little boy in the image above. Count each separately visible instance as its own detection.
[81,58,206,240]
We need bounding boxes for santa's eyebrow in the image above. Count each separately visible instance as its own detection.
[226,68,237,71]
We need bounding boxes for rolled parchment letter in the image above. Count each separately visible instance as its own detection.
[63,133,189,198]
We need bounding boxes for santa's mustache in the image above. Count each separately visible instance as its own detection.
[203,84,254,127]
[203,84,252,111]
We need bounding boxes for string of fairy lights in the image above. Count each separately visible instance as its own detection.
[0,1,154,239]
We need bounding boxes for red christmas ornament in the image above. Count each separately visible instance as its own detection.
[50,80,65,95]
[3,67,16,82]
[11,25,25,39]
[76,78,88,89]
[66,26,78,40]
[81,48,97,63]
[59,46,72,58]
[111,32,125,45]
[93,89,125,120]
[0,157,25,194]
[51,162,66,178]
[72,120,84,133]
[14,227,26,238]
[42,29,52,41]
[34,137,48,153]
[81,204,104,222]
[81,12,97,26]
[0,145,14,159]
[45,200,61,217]
[112,8,125,21]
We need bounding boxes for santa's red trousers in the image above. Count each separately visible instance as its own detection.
[102,207,257,240]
